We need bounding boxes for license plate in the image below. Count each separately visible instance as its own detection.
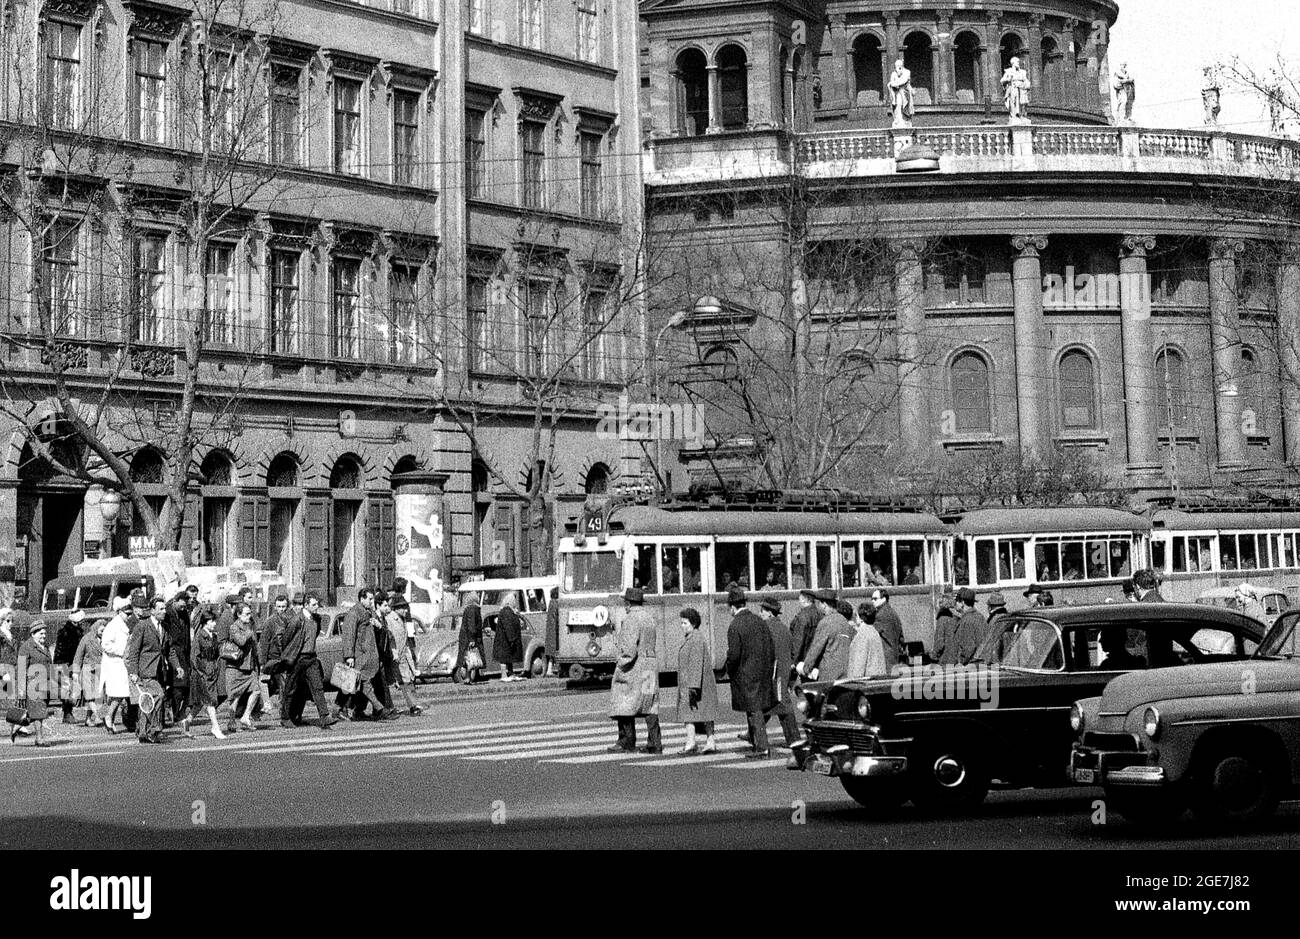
[808,754,835,776]
[1074,768,1095,784]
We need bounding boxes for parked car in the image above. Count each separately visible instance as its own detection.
[788,603,1266,812]
[1069,610,1300,824]
[1195,585,1291,626]
[314,606,448,690]
[431,578,557,683]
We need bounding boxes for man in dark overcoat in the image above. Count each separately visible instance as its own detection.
[126,596,184,744]
[757,596,802,746]
[724,586,778,759]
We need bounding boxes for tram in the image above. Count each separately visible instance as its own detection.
[554,491,949,681]
[1149,505,1300,604]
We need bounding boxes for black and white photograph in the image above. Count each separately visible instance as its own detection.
[0,0,1295,915]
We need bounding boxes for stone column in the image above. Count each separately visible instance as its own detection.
[1277,252,1300,465]
[936,10,953,102]
[894,239,928,451]
[706,65,722,132]
[1028,13,1044,98]
[1012,235,1049,454]
[983,12,1003,110]
[1119,235,1161,471]
[1210,239,1246,469]
[832,15,851,111]
[884,10,900,67]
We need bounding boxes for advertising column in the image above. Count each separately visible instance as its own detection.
[392,471,450,626]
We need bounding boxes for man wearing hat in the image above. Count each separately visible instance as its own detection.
[798,591,853,684]
[756,597,802,748]
[935,588,986,666]
[608,587,661,753]
[1023,584,1052,608]
[724,587,778,758]
[986,592,1009,629]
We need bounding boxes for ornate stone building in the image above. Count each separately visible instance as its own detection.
[640,0,1300,499]
[0,0,643,606]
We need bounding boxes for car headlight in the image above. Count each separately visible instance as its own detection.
[1142,706,1161,740]
[855,695,872,721]
[586,640,601,657]
[1069,702,1084,735]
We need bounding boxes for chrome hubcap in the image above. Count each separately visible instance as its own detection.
[934,755,967,788]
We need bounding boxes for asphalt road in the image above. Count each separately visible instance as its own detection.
[1,683,1296,849]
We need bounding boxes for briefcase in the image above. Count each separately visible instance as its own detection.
[330,661,360,694]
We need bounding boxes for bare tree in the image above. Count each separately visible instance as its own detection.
[0,0,302,553]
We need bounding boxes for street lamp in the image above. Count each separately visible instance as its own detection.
[649,306,692,496]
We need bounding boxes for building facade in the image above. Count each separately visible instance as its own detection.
[0,0,643,607]
[640,0,1300,501]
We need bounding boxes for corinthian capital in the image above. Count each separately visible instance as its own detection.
[1012,234,1048,257]
[1120,234,1157,258]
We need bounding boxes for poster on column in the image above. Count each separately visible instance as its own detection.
[394,489,446,627]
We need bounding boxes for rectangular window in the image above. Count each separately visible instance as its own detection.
[131,39,167,144]
[334,78,363,175]
[714,542,751,591]
[44,21,81,129]
[974,538,997,586]
[520,120,545,208]
[466,275,489,372]
[579,290,606,381]
[332,258,362,358]
[840,540,862,588]
[206,50,235,153]
[389,264,419,364]
[468,0,486,35]
[43,219,79,333]
[633,543,660,594]
[897,540,925,584]
[523,278,552,375]
[520,0,543,49]
[269,249,299,354]
[1151,538,1167,573]
[789,541,811,590]
[393,90,420,185]
[576,0,598,62]
[660,544,702,594]
[754,542,788,590]
[203,243,235,344]
[863,540,894,585]
[580,131,603,217]
[465,109,486,199]
[270,65,302,166]
[131,233,166,343]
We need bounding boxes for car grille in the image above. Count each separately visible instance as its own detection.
[809,723,877,753]
[1083,731,1139,752]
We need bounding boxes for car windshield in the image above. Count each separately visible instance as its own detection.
[562,551,623,595]
[975,618,1064,670]
[43,588,74,611]
[1258,611,1299,658]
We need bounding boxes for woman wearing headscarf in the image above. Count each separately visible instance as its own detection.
[12,621,52,746]
[0,607,18,684]
[99,597,134,733]
[492,593,525,682]
[72,618,106,727]
[454,589,484,684]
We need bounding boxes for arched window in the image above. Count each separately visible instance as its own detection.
[1040,37,1064,105]
[1240,348,1265,434]
[675,48,709,136]
[200,450,234,486]
[1155,349,1191,428]
[953,32,982,102]
[902,31,933,104]
[267,452,299,488]
[329,454,363,489]
[130,448,166,484]
[1000,33,1026,71]
[951,352,992,433]
[1059,350,1097,430]
[717,45,749,129]
[703,344,740,383]
[391,454,422,478]
[199,451,235,566]
[852,34,884,104]
[584,462,610,495]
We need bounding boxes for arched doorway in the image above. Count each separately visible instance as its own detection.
[903,32,933,105]
[14,436,86,609]
[584,462,610,496]
[954,31,982,103]
[675,48,709,136]
[266,452,301,585]
[717,44,749,129]
[199,450,236,566]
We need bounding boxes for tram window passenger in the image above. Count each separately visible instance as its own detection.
[1172,536,1189,573]
[897,541,924,585]
[864,541,893,585]
[1111,541,1131,578]
[715,542,750,593]
[997,540,1027,581]
[841,542,862,588]
[1061,541,1084,581]
[1036,543,1061,583]
[1197,541,1213,571]
[953,554,969,585]
[633,544,660,594]
[661,545,703,594]
[1086,541,1108,580]
[1239,535,1259,570]
[755,542,787,590]
[974,540,998,586]
[790,542,810,590]
[1220,542,1237,571]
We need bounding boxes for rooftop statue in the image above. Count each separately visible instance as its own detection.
[1113,63,1135,125]
[888,59,915,128]
[1002,57,1031,124]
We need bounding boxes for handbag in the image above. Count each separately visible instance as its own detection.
[5,706,30,726]
[463,644,484,671]
[330,661,360,694]
[219,639,244,663]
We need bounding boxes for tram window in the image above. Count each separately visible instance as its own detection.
[1171,536,1188,573]
[953,541,970,586]
[974,539,998,586]
[1278,534,1297,569]
[864,540,893,586]
[1151,539,1166,573]
[1256,534,1272,569]
[1085,540,1108,580]
[1237,535,1258,570]
[790,542,811,590]
[1193,537,1213,571]
[1036,542,1061,582]
[815,543,834,589]
[715,542,751,591]
[841,541,863,588]
[661,544,703,594]
[897,541,924,584]
[1221,536,1238,571]
[1060,540,1084,580]
[1110,540,1131,578]
[565,550,623,594]
[755,542,788,590]
[999,539,1028,580]
[633,543,660,593]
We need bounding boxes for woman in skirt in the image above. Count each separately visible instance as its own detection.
[99,598,134,733]
[72,619,106,726]
[12,622,52,746]
[185,611,225,739]
[380,593,422,716]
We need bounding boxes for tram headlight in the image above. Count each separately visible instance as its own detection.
[586,640,601,657]
[1069,702,1084,735]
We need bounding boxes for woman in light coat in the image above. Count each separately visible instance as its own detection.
[99,598,133,733]
[72,619,106,726]
[673,607,717,754]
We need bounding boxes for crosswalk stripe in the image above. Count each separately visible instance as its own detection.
[0,748,133,763]
[456,741,622,761]
[709,758,790,770]
[450,726,721,762]
[631,745,753,767]
[176,719,559,753]
[541,726,749,764]
[273,724,621,758]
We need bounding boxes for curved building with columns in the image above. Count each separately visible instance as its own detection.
[640,0,1300,498]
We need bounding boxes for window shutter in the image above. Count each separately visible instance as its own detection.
[239,493,268,560]
[305,496,331,596]
[365,494,395,589]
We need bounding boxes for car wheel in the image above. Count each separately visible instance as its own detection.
[529,653,547,678]
[840,777,906,816]
[468,667,482,684]
[1106,787,1187,826]
[1191,748,1280,823]
[907,739,989,810]
[453,664,468,684]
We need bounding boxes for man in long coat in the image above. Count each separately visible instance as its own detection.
[935,588,986,666]
[725,587,777,758]
[757,597,802,746]
[798,593,854,683]
[341,588,390,720]
[790,590,822,672]
[869,588,906,668]
[608,588,661,753]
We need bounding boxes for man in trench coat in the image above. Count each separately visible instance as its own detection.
[608,588,661,753]
[757,596,803,746]
[724,587,778,759]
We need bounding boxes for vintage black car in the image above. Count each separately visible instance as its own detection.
[788,603,1265,811]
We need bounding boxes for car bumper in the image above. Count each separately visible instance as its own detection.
[787,725,909,778]
[1070,746,1166,787]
